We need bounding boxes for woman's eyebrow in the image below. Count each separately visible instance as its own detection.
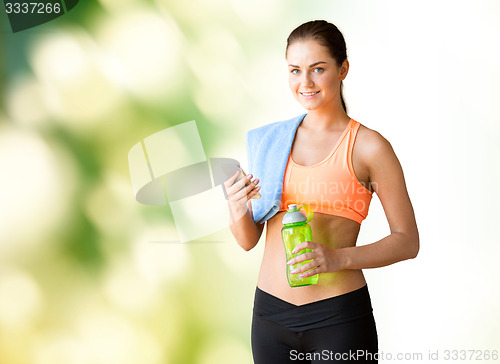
[287,61,327,68]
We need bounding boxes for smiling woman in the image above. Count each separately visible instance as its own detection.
[287,43,346,114]
[224,20,419,364]
[286,21,349,115]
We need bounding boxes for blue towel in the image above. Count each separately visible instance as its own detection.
[246,113,307,224]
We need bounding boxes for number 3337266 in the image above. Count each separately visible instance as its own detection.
[5,2,62,14]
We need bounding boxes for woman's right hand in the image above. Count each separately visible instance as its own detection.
[224,170,260,211]
[225,170,264,247]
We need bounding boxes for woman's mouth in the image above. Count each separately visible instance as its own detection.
[300,91,320,97]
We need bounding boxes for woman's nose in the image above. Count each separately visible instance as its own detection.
[301,72,314,86]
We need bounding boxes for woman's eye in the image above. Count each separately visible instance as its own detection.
[313,67,324,73]
[291,69,300,75]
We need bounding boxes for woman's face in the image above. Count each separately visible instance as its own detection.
[286,39,348,112]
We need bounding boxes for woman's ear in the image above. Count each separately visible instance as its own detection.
[339,59,349,81]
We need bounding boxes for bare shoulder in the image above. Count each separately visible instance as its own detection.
[356,124,392,154]
[355,123,395,163]
[355,122,407,197]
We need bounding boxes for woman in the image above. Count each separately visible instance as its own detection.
[224,20,419,363]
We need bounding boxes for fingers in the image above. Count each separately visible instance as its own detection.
[223,169,242,190]
[290,259,319,277]
[297,267,319,279]
[287,251,314,266]
[232,177,259,201]
[224,169,261,204]
[292,241,314,254]
[224,171,250,194]
[248,184,262,199]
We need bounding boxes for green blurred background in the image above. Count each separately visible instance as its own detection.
[1,0,500,363]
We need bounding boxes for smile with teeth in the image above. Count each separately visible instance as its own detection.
[300,91,320,96]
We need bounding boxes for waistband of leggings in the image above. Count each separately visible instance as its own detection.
[253,285,373,332]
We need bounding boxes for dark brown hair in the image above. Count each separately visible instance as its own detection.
[286,20,348,113]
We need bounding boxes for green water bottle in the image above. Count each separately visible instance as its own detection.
[281,204,318,287]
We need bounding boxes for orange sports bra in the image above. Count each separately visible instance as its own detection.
[279,118,373,224]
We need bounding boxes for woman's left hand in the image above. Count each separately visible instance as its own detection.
[287,241,346,278]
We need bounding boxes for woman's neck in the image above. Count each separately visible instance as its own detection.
[302,104,350,131]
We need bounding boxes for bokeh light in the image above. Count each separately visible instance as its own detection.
[6,75,50,126]
[96,6,184,103]
[0,125,76,258]
[0,269,43,328]
[29,28,123,127]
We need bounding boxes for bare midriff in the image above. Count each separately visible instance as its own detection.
[257,210,367,305]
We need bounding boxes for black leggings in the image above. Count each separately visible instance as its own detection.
[251,285,378,363]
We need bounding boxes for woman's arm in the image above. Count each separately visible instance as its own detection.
[287,130,419,276]
[225,171,265,251]
[340,131,419,269]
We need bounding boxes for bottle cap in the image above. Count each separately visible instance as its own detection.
[282,204,313,225]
